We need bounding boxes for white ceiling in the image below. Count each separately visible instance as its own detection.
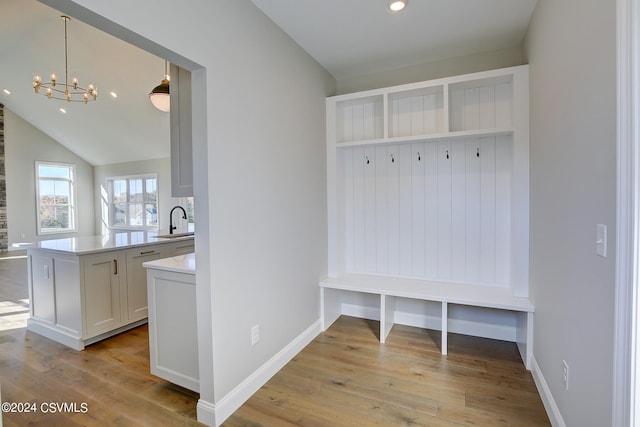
[0,0,537,166]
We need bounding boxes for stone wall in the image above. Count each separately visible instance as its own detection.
[0,103,6,251]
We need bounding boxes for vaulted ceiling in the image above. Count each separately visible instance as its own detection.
[0,0,537,166]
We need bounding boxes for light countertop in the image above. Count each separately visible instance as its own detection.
[27,231,194,255]
[143,253,196,275]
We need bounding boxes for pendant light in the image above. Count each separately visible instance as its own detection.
[149,60,170,112]
[32,16,97,104]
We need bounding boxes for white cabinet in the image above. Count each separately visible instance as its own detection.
[125,245,171,322]
[326,66,529,297]
[83,251,125,336]
[27,238,195,350]
[144,254,198,392]
[170,63,193,197]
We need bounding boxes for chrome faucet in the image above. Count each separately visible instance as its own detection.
[169,205,187,235]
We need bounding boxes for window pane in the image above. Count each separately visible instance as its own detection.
[112,180,127,203]
[39,164,71,179]
[129,203,143,226]
[146,178,157,202]
[113,203,127,226]
[53,181,71,204]
[40,205,70,230]
[130,179,143,203]
[145,204,158,226]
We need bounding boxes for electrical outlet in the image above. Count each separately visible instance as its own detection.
[251,324,260,346]
[562,360,569,390]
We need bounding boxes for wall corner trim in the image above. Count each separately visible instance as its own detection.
[211,319,322,426]
[531,355,567,427]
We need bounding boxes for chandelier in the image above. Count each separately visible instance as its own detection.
[32,15,97,103]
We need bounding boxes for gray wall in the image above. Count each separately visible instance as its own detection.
[47,0,336,416]
[524,0,616,425]
[5,107,96,247]
[336,46,524,94]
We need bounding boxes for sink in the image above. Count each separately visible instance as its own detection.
[153,232,195,239]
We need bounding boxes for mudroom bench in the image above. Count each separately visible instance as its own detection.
[320,274,535,370]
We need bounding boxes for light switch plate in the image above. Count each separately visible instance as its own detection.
[596,224,607,258]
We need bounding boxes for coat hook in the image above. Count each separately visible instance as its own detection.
[446,150,450,160]
[476,147,480,158]
[365,155,370,165]
[418,152,421,161]
[390,154,395,163]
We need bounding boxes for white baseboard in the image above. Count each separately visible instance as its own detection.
[530,355,567,427]
[201,319,322,426]
[341,303,516,342]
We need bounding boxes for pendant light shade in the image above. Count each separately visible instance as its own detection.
[149,61,170,112]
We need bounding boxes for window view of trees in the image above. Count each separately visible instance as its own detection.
[37,163,75,234]
[109,175,158,229]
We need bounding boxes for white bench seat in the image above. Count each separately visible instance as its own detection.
[320,274,535,370]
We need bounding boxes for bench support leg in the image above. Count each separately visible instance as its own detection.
[380,294,395,343]
[321,287,342,331]
[441,302,448,355]
[516,311,534,370]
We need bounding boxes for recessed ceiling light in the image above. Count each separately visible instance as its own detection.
[110,91,118,98]
[388,0,407,12]
[2,89,11,95]
[59,108,67,114]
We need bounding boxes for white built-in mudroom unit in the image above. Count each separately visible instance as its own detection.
[320,65,534,368]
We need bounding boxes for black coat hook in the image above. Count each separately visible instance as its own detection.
[417,152,421,161]
[446,150,450,160]
[365,155,370,165]
[476,147,480,158]
[390,154,395,163]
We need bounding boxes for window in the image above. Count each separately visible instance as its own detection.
[36,162,76,234]
[108,174,158,230]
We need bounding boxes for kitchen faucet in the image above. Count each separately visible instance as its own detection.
[169,205,187,235]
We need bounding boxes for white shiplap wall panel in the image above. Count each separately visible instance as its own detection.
[387,145,400,275]
[495,135,512,285]
[451,139,467,283]
[465,138,482,282]
[364,147,377,273]
[411,143,426,277]
[342,136,512,287]
[352,147,365,272]
[424,143,439,279]
[375,146,389,274]
[479,138,497,283]
[437,141,453,281]
[398,145,413,276]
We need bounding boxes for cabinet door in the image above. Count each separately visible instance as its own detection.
[125,245,170,322]
[170,63,193,197]
[82,252,124,336]
[170,240,195,256]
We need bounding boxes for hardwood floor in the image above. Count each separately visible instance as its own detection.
[0,252,550,426]
[225,317,550,427]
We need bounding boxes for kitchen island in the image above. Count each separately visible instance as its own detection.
[26,231,194,350]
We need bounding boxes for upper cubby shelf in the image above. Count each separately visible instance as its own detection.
[329,66,524,148]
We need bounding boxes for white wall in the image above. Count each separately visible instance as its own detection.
[5,108,95,247]
[93,158,188,235]
[524,1,616,425]
[40,0,335,424]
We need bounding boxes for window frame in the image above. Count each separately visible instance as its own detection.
[106,173,159,231]
[35,161,77,236]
